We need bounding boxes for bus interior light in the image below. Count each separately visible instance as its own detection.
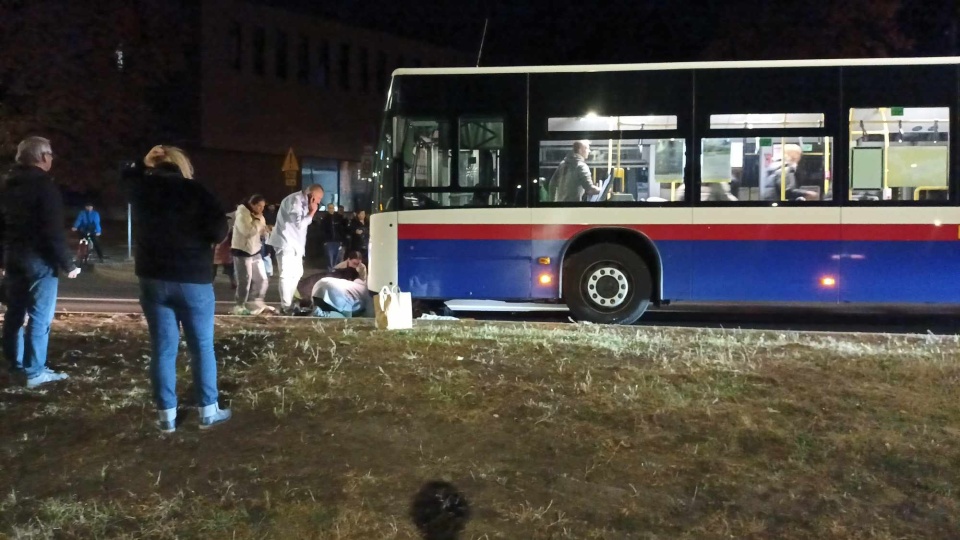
[820,276,837,287]
[538,273,553,285]
[538,257,551,265]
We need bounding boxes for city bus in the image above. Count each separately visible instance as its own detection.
[368,57,959,325]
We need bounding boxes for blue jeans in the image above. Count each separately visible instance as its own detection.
[2,257,59,378]
[324,241,342,272]
[138,279,218,411]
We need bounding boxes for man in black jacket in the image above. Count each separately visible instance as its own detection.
[2,137,81,388]
[320,203,346,272]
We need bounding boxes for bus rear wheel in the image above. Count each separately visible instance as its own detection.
[563,243,652,325]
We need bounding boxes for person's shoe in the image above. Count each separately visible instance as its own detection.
[157,407,177,434]
[26,369,69,389]
[198,404,231,430]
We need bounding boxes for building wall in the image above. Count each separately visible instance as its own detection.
[198,0,467,209]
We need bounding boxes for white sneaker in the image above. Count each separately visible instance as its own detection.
[198,403,232,429]
[26,369,69,389]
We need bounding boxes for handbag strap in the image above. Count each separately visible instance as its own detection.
[379,285,394,310]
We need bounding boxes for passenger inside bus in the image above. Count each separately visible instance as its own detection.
[547,140,602,202]
[762,144,818,201]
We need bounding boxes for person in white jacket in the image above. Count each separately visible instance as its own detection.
[266,184,323,314]
[231,194,272,315]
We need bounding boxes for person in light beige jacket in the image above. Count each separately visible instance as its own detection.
[230,194,271,314]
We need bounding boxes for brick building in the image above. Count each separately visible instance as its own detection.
[191,0,467,210]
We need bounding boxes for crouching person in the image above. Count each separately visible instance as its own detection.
[122,145,231,433]
[311,276,369,318]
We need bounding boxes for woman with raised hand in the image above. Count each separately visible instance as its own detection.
[231,194,272,315]
[122,145,231,433]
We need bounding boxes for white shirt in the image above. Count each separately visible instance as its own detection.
[267,191,314,257]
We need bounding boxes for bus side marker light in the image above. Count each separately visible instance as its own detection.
[820,276,837,287]
[539,274,553,285]
[538,257,551,265]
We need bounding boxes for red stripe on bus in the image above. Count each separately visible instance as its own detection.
[397,224,957,242]
[398,224,535,240]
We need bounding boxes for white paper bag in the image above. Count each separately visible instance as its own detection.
[374,285,413,330]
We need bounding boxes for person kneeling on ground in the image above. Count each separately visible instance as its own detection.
[310,275,369,318]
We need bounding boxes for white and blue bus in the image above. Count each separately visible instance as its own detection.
[368,57,959,325]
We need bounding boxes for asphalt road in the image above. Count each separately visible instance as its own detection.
[47,259,960,334]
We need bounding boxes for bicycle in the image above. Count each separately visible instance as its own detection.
[75,232,94,266]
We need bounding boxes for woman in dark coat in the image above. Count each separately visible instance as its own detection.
[122,145,232,433]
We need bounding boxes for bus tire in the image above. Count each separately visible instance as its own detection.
[563,243,652,325]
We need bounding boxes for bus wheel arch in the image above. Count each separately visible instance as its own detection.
[560,229,663,324]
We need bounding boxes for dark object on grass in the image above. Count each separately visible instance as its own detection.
[410,481,470,540]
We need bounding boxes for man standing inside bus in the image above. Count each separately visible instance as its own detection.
[267,184,324,315]
[549,140,602,202]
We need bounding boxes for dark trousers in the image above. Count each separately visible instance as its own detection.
[88,235,104,261]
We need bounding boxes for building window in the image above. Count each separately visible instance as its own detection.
[315,39,330,88]
[339,43,350,90]
[849,107,949,202]
[359,47,369,93]
[297,35,309,84]
[377,51,387,91]
[253,27,266,76]
[228,22,242,71]
[275,30,288,79]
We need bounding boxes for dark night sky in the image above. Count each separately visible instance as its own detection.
[266,0,957,65]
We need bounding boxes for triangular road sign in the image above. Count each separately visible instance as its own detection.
[281,148,299,172]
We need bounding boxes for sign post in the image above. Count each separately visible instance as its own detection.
[282,148,299,188]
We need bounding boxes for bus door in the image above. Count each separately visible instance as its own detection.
[394,117,533,300]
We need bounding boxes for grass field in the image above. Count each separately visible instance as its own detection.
[1,315,959,538]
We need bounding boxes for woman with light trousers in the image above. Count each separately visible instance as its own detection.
[230,194,271,315]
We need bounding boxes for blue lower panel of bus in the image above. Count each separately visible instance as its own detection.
[839,241,960,304]
[398,240,532,300]
[399,239,960,304]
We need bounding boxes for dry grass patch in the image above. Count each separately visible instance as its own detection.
[1,315,959,538]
